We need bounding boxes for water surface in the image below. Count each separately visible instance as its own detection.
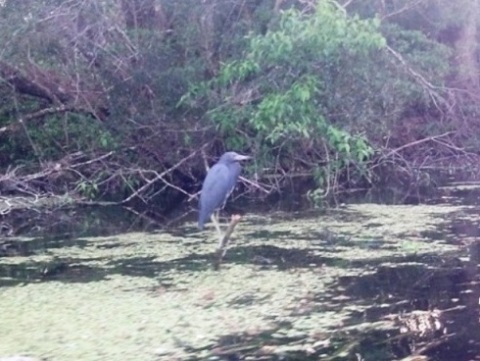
[1,184,480,360]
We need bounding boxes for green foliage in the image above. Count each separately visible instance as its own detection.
[383,23,451,83]
[194,1,386,193]
[0,0,473,204]
[0,109,115,168]
[77,180,98,200]
[326,126,373,163]
[30,114,115,159]
[251,75,320,142]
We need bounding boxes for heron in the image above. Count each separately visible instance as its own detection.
[198,151,251,238]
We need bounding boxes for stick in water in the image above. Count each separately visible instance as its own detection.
[213,214,242,270]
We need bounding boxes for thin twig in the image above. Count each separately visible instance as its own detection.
[120,146,208,204]
[381,131,454,160]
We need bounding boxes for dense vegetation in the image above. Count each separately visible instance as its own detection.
[0,0,479,211]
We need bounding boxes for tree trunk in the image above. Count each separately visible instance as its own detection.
[454,0,480,91]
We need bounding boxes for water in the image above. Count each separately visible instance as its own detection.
[0,184,480,361]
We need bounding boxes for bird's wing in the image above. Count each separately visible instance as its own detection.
[198,163,233,226]
[198,161,244,229]
[200,163,231,208]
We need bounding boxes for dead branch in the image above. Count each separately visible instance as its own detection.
[120,146,207,204]
[0,105,75,135]
[381,0,424,20]
[213,214,242,270]
[70,151,114,168]
[386,45,448,110]
[380,132,455,160]
[0,60,66,104]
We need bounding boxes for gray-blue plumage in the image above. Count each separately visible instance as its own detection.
[198,151,251,229]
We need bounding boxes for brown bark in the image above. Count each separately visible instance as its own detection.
[0,60,108,120]
[0,60,70,104]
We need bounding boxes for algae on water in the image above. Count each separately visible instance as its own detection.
[0,201,473,360]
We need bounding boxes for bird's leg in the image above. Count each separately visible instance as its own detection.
[210,211,223,245]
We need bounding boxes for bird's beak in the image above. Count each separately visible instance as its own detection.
[234,154,252,161]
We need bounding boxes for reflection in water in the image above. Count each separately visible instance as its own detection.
[338,255,480,361]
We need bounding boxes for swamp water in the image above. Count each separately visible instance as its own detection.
[1,184,480,360]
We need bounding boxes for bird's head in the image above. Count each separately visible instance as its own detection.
[220,151,252,163]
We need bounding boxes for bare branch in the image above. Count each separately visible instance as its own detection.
[386,45,447,109]
[381,0,425,20]
[120,146,208,204]
[0,105,75,135]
